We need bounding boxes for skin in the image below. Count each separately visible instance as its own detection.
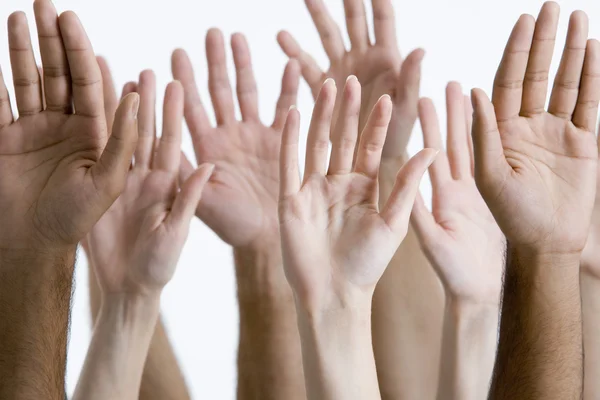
[279,76,437,400]
[411,83,505,400]
[82,59,191,400]
[581,124,600,400]
[278,2,444,397]
[471,3,600,398]
[171,30,306,399]
[0,1,138,398]
[74,79,214,400]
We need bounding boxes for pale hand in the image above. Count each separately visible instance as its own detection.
[0,1,138,250]
[278,0,423,157]
[472,5,600,256]
[279,77,436,310]
[86,75,214,293]
[412,83,505,304]
[172,30,300,249]
[582,137,600,276]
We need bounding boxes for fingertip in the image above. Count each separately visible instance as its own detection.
[206,27,224,45]
[407,48,426,64]
[8,11,27,27]
[446,81,463,95]
[377,94,393,114]
[570,9,589,26]
[139,69,156,85]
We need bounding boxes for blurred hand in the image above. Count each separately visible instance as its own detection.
[278,0,423,157]
[0,0,138,251]
[472,3,600,257]
[86,76,214,294]
[582,128,600,276]
[279,77,436,310]
[411,83,505,305]
[172,29,300,249]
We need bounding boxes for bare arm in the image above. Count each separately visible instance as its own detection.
[471,3,600,397]
[581,271,600,400]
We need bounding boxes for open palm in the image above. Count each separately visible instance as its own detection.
[411,84,505,303]
[172,30,300,248]
[0,2,137,249]
[473,4,600,255]
[279,78,436,308]
[278,0,423,157]
[86,77,213,292]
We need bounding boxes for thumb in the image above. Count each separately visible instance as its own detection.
[90,93,139,201]
[166,163,215,231]
[410,191,439,245]
[381,148,438,233]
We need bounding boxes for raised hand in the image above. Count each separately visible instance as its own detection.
[472,4,599,256]
[0,0,138,251]
[278,0,423,156]
[472,3,600,399]
[85,76,214,293]
[172,29,300,249]
[582,129,600,275]
[412,83,505,304]
[279,77,435,400]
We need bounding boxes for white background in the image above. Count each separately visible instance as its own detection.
[1,0,599,398]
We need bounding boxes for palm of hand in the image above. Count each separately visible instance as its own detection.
[194,122,281,247]
[490,115,597,252]
[430,180,505,301]
[87,170,180,291]
[0,113,107,248]
[280,174,397,300]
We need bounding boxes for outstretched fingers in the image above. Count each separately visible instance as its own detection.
[154,81,184,172]
[328,76,361,175]
[304,0,345,61]
[206,28,235,125]
[0,67,13,128]
[279,107,302,200]
[418,98,451,189]
[231,33,259,121]
[277,31,325,97]
[572,39,600,133]
[273,60,301,130]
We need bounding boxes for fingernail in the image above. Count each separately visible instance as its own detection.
[207,163,216,173]
[131,94,140,118]
[289,105,297,111]
[346,75,357,83]
[324,77,336,87]
[379,94,392,102]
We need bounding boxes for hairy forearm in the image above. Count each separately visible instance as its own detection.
[0,247,75,399]
[489,246,583,399]
[87,263,189,400]
[297,300,381,400]
[438,298,498,400]
[581,270,600,400]
[235,246,306,400]
[372,157,445,400]
[74,294,160,400]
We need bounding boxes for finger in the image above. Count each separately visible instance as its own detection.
[272,59,301,130]
[171,49,212,137]
[277,31,325,97]
[231,33,259,121]
[304,0,345,61]
[343,0,370,50]
[418,98,451,188]
[35,0,71,113]
[97,57,118,130]
[8,12,43,116]
[135,70,156,169]
[572,39,600,133]
[58,11,103,118]
[89,93,139,201]
[446,82,470,180]
[304,79,337,181]
[0,67,14,128]
[372,0,398,47]
[492,14,535,122]
[329,75,361,175]
[548,10,589,120]
[464,94,475,176]
[280,107,302,199]
[471,88,509,190]
[410,192,441,247]
[155,81,184,172]
[206,28,236,125]
[354,94,392,178]
[521,2,559,117]
[121,81,137,98]
[166,163,214,230]
[381,148,437,232]
[178,151,195,186]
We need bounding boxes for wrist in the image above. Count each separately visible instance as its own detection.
[508,244,581,274]
[234,244,292,300]
[100,292,161,330]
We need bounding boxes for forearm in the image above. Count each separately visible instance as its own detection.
[489,246,583,399]
[297,300,381,400]
[235,246,306,400]
[438,298,498,400]
[581,270,600,400]
[0,247,75,399]
[372,158,445,400]
[74,294,160,400]
[87,258,189,400]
